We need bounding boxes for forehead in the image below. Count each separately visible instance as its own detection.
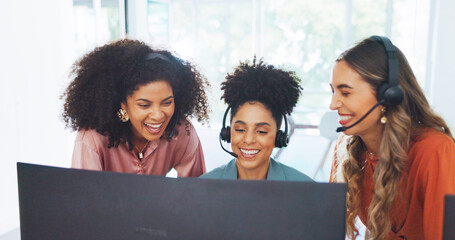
[129,80,173,99]
[331,61,372,91]
[233,101,276,126]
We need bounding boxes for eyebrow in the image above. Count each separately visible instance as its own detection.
[234,120,272,127]
[330,83,353,90]
[135,96,174,103]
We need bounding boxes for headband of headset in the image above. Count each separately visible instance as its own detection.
[369,35,404,107]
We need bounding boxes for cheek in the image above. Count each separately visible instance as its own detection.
[166,104,176,118]
[230,132,242,145]
[259,135,276,149]
[127,107,141,121]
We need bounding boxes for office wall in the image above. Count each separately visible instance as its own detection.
[0,0,454,236]
[0,0,75,234]
[430,0,455,131]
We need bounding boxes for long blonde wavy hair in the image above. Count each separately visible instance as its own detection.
[338,38,454,239]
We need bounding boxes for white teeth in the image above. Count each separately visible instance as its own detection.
[339,115,353,121]
[240,149,260,155]
[145,122,163,128]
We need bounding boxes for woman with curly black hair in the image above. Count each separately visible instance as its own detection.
[62,39,210,177]
[201,59,312,181]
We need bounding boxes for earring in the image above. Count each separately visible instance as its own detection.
[380,108,387,124]
[117,109,129,122]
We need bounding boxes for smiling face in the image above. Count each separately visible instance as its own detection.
[121,80,175,145]
[329,60,384,139]
[230,101,277,179]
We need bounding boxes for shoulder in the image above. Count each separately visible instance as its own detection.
[409,128,455,169]
[412,128,453,148]
[75,129,109,147]
[172,120,199,141]
[410,128,454,157]
[271,159,314,182]
[165,120,202,153]
[200,159,237,179]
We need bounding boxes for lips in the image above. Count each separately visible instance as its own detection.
[144,122,164,135]
[239,148,260,158]
[338,114,354,126]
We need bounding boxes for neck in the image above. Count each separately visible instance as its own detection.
[359,125,383,155]
[236,159,270,180]
[132,136,148,148]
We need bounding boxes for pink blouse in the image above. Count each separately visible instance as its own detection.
[71,121,206,177]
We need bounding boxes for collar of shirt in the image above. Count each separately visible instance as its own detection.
[220,158,285,180]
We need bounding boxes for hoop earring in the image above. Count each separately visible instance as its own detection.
[117,109,129,122]
[380,108,387,124]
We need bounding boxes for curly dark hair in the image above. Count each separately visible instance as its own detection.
[221,58,302,127]
[61,39,210,148]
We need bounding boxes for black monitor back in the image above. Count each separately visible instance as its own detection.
[17,162,347,240]
[444,194,455,240]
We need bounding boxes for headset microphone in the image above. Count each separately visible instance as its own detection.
[219,134,238,158]
[336,36,404,133]
[336,101,382,132]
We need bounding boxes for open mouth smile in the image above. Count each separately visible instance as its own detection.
[239,148,260,158]
[145,122,164,134]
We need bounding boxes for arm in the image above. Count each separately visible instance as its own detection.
[417,136,455,240]
[71,130,103,171]
[173,123,206,177]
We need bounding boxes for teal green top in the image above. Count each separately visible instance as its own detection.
[200,158,313,182]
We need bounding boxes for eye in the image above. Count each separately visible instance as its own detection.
[162,100,173,106]
[341,91,350,96]
[138,104,150,108]
[234,128,245,133]
[257,130,268,135]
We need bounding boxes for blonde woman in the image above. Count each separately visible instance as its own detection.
[329,36,455,239]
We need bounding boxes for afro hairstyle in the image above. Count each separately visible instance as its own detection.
[221,58,302,127]
[61,39,210,149]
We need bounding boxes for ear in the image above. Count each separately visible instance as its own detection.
[120,102,127,110]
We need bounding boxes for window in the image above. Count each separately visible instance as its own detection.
[144,0,430,127]
[73,0,125,55]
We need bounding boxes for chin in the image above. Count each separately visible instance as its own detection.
[144,131,165,141]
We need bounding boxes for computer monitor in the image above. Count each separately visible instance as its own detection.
[17,162,347,240]
[444,194,455,240]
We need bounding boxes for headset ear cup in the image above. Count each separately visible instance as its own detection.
[275,130,289,148]
[220,126,231,143]
[382,85,404,107]
[377,83,404,107]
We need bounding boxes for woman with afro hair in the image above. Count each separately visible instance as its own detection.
[62,39,210,177]
[201,59,313,181]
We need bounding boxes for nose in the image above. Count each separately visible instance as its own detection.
[329,94,341,111]
[148,105,165,121]
[243,130,255,144]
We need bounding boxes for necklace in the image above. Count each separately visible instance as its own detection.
[134,141,149,159]
[360,150,377,171]
[366,151,376,160]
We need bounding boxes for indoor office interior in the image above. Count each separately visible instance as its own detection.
[0,0,454,239]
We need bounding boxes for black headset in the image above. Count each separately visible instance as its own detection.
[220,105,289,148]
[370,35,404,107]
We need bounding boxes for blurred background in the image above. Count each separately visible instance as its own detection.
[1,0,454,238]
